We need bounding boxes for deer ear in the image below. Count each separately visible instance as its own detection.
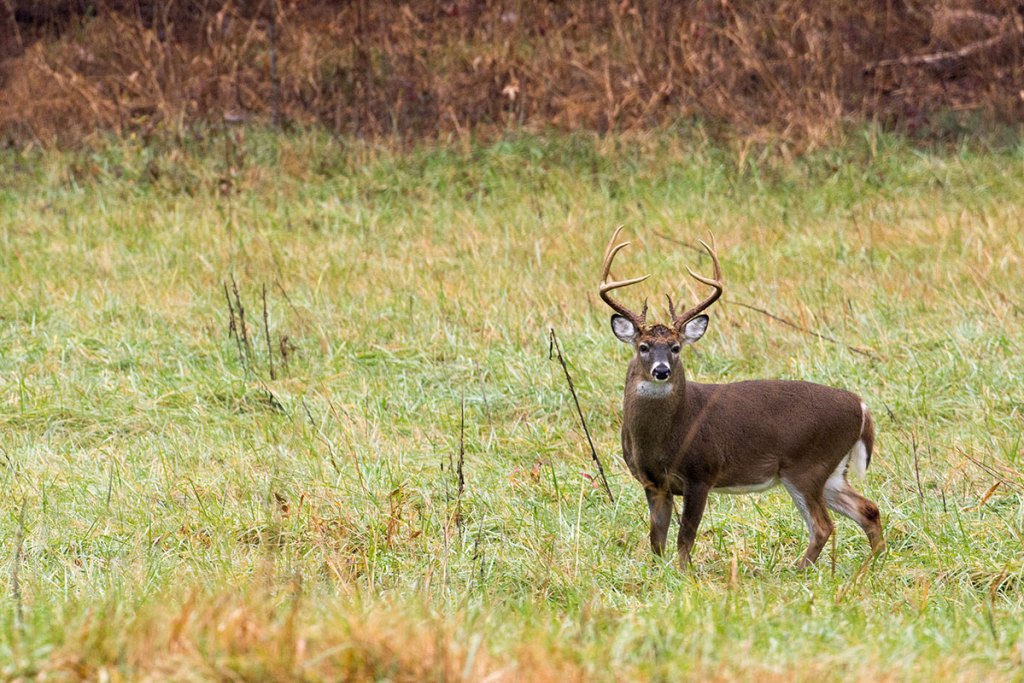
[681,315,709,344]
[611,315,638,344]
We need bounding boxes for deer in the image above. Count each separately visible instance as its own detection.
[599,227,884,570]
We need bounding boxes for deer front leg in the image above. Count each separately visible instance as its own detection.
[677,481,710,569]
[645,488,674,556]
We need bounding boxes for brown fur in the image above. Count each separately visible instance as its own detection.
[600,229,882,569]
[618,330,885,569]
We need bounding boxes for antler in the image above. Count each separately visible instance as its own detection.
[669,234,723,329]
[599,225,650,330]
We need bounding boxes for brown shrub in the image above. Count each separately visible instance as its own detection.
[1,1,1022,146]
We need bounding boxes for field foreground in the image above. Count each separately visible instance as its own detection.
[1,131,1023,680]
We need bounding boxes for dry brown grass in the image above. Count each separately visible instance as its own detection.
[1,0,1022,147]
[16,586,1009,681]
[23,585,587,682]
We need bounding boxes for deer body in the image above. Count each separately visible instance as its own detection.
[599,229,884,569]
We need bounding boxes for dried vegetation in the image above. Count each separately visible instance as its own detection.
[1,0,1023,146]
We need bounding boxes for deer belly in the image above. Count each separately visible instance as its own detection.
[713,477,780,494]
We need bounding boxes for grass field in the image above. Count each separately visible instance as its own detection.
[1,129,1023,681]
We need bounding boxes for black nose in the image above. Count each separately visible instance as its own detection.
[652,367,670,381]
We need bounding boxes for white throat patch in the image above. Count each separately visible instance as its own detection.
[636,381,674,398]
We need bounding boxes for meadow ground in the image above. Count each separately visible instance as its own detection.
[0,129,1023,681]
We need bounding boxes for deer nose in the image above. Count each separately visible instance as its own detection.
[652,364,671,381]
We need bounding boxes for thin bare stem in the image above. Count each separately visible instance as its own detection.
[911,429,924,505]
[322,390,369,495]
[866,30,1019,72]
[302,399,341,475]
[548,328,614,503]
[11,499,27,633]
[726,299,880,360]
[262,283,276,380]
[958,448,1023,494]
[230,274,254,368]
[456,388,466,533]
[224,281,245,366]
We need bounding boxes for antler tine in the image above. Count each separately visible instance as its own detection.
[599,228,650,329]
[672,234,723,329]
[602,225,626,270]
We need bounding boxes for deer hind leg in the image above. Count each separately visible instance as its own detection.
[824,476,885,554]
[782,478,833,568]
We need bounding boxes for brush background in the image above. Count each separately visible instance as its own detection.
[1,1,1023,146]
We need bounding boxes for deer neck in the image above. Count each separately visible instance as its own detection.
[621,362,690,486]
[623,360,686,419]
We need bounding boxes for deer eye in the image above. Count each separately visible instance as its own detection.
[671,345,681,354]
[638,343,650,353]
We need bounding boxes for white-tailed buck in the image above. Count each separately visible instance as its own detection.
[600,227,884,569]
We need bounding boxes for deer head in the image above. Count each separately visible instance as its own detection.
[600,226,723,385]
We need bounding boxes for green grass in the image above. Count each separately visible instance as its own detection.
[1,129,1023,681]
